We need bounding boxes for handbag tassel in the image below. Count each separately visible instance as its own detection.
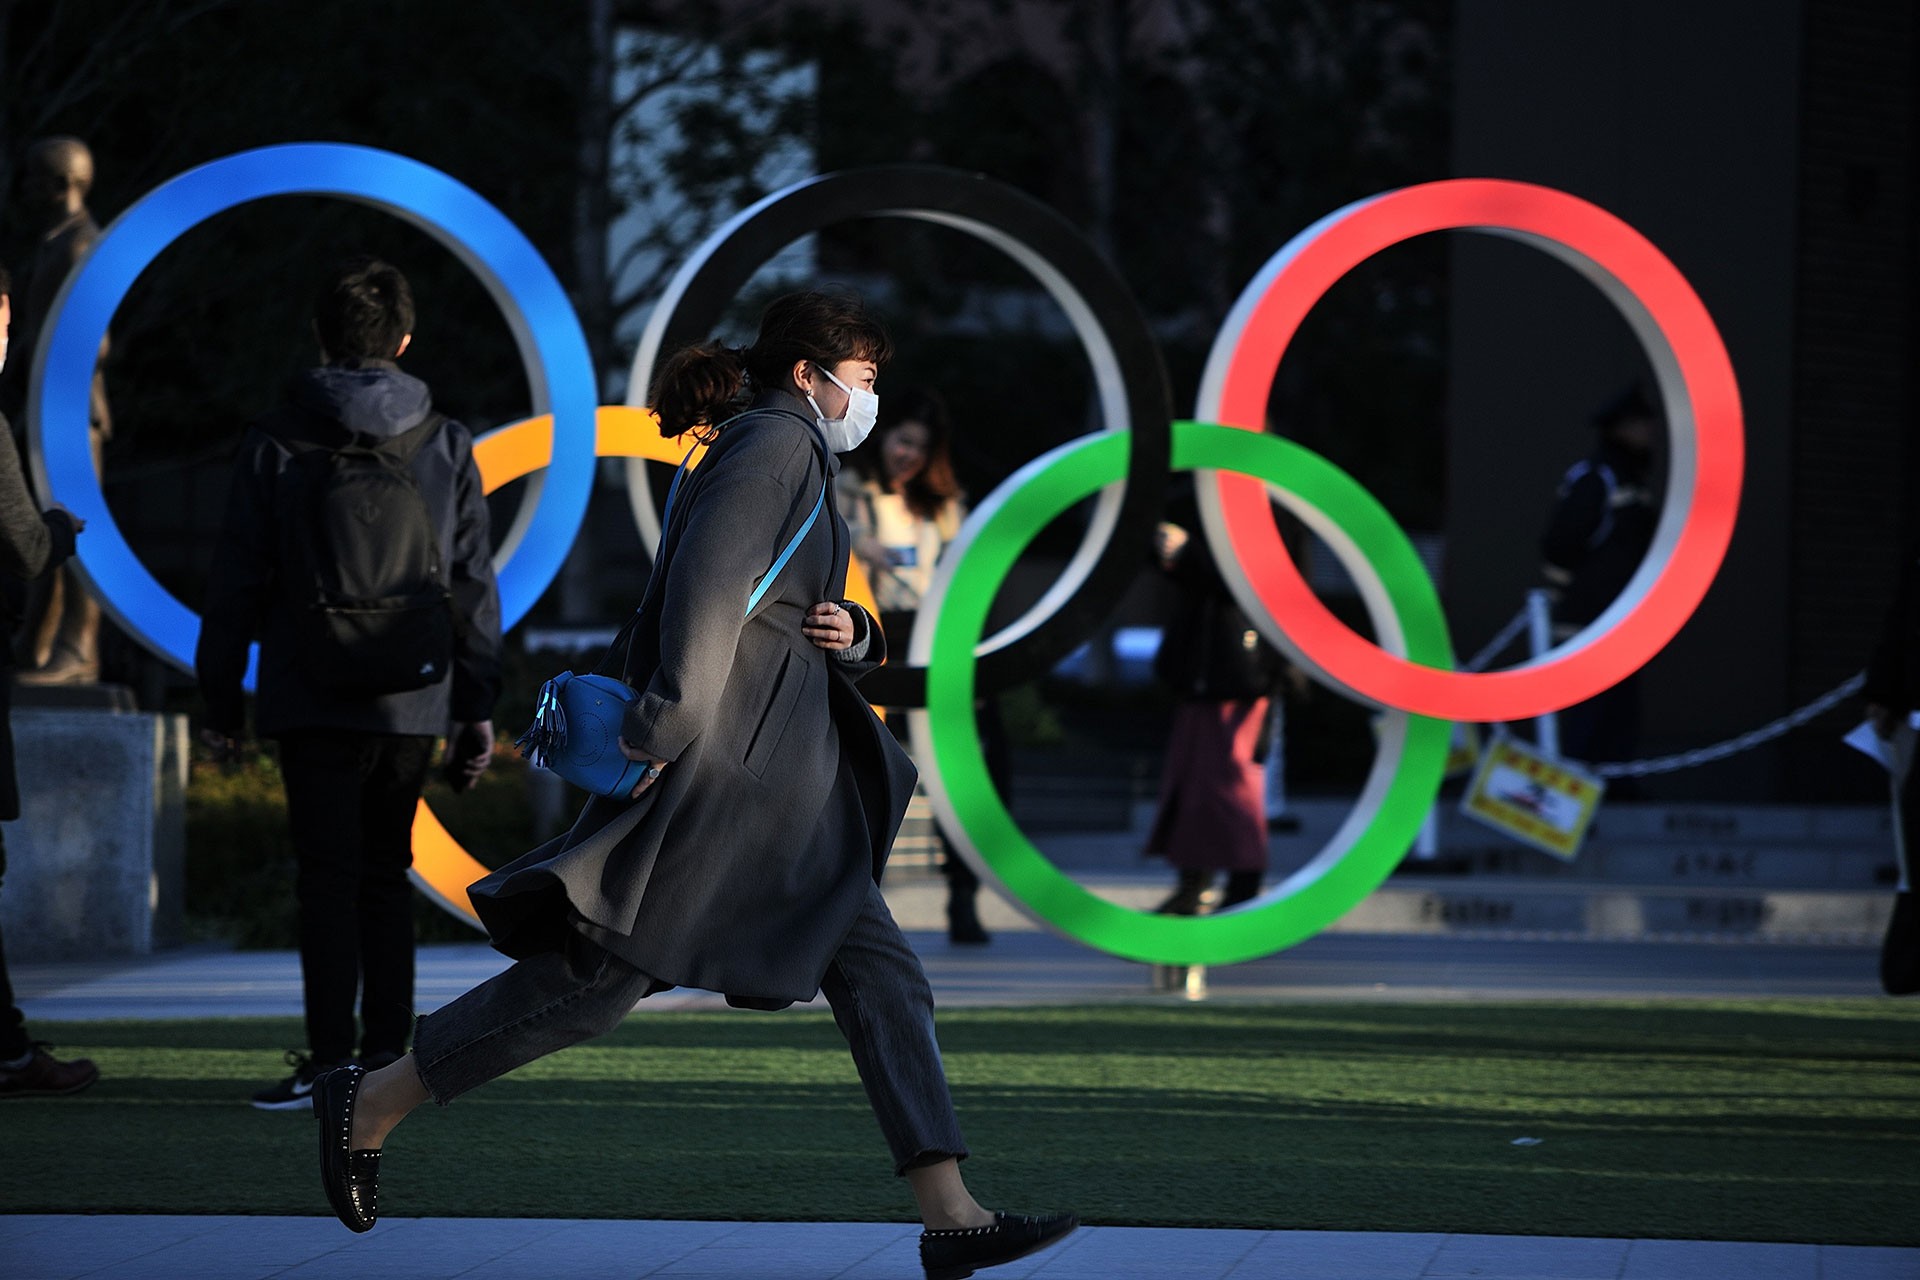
[515,678,568,769]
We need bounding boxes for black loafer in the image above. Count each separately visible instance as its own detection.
[313,1065,380,1232]
[920,1210,1078,1280]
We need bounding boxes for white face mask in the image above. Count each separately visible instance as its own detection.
[808,363,879,453]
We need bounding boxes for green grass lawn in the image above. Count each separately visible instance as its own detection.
[6,1001,1916,1245]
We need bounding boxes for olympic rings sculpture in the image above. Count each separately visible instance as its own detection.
[27,144,1743,964]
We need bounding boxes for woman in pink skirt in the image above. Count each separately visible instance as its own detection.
[1146,504,1283,916]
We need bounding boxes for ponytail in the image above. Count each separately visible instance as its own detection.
[652,290,894,439]
[651,342,747,439]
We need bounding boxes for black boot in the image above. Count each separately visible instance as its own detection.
[944,849,990,944]
[1883,891,1920,995]
[1154,869,1210,917]
[1221,870,1264,910]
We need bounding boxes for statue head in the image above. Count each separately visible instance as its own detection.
[21,137,95,225]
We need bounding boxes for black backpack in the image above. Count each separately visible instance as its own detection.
[278,412,456,696]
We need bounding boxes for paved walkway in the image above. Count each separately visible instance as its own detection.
[4,1215,1915,1280]
[8,930,1912,1278]
[12,925,1888,1023]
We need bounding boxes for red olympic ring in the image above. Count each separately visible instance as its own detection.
[1197,179,1744,723]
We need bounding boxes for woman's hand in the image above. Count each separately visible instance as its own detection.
[803,601,855,651]
[617,737,670,798]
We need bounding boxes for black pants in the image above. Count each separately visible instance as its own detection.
[412,882,969,1175]
[278,731,436,1065]
[0,826,25,1060]
[1885,751,1920,995]
[0,671,27,1061]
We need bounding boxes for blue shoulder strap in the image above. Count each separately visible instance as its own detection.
[747,486,826,616]
[660,408,830,619]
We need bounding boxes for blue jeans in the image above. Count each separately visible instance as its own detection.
[412,881,969,1174]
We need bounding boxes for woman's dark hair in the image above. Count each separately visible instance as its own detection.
[650,289,893,439]
[313,255,415,361]
[847,386,961,521]
[0,262,11,299]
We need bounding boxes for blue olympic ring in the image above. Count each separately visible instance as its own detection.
[25,142,598,685]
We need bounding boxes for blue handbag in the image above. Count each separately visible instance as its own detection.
[516,671,653,798]
[516,412,827,797]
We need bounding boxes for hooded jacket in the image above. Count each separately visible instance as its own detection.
[196,361,501,738]
[1541,438,1658,632]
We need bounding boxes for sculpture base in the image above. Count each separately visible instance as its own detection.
[0,707,188,962]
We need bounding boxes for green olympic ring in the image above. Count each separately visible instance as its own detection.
[908,421,1454,966]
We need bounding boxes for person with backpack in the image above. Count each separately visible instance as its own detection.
[196,256,502,1110]
[306,290,1077,1280]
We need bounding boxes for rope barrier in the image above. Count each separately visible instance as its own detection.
[1589,671,1867,779]
[1452,603,1866,780]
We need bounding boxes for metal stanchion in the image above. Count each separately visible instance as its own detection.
[1526,588,1561,759]
[1413,807,1439,859]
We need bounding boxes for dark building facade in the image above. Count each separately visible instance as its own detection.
[1448,0,1916,801]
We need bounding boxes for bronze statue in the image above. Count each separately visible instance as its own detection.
[9,137,109,686]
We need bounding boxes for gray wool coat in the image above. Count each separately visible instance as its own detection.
[468,391,918,1008]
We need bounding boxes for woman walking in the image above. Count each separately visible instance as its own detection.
[311,291,1076,1279]
[1146,494,1283,917]
[839,388,991,943]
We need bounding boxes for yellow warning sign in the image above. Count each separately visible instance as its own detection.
[1459,731,1606,861]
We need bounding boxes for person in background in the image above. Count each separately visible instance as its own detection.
[839,387,991,944]
[1540,386,1661,772]
[196,256,502,1110]
[1864,541,1920,996]
[1146,484,1283,916]
[0,262,95,1097]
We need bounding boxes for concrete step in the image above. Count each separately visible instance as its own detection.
[880,869,1895,946]
[1327,877,1891,942]
[1015,797,1901,887]
[1559,802,1892,843]
[1403,841,1899,889]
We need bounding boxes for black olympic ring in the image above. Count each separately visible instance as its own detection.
[622,164,1173,704]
